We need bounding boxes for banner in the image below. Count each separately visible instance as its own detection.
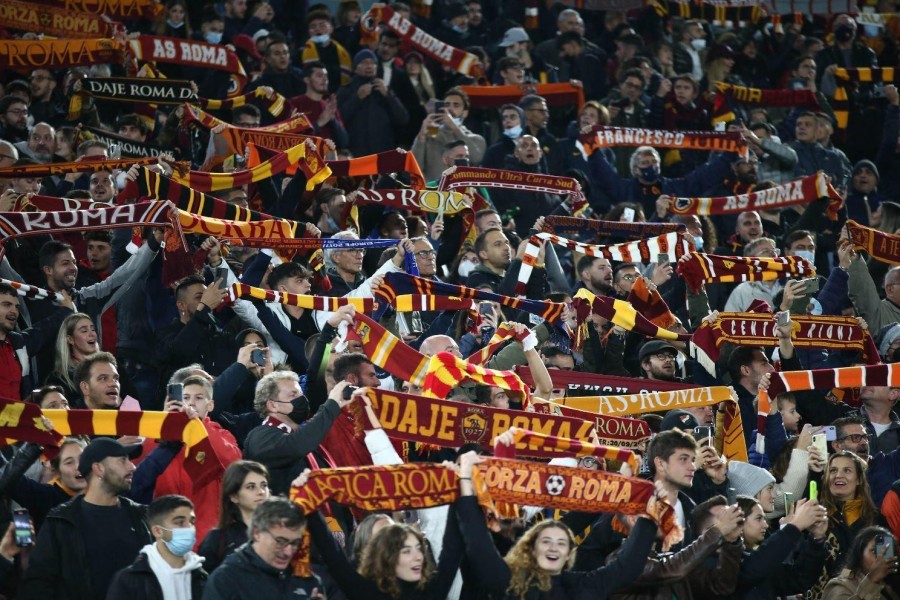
[129,36,247,97]
[0,0,122,38]
[0,38,125,69]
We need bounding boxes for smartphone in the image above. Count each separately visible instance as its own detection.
[12,509,32,547]
[875,533,896,559]
[727,487,737,505]
[215,267,228,289]
[692,426,713,442]
[167,383,184,403]
[622,207,635,222]
[342,385,359,400]
[109,144,121,160]
[812,433,828,458]
[813,425,837,442]
[251,348,266,367]
[783,491,794,514]
[433,100,446,113]
[809,480,818,501]
[658,255,669,266]
[776,310,790,327]
[401,509,419,525]
[479,301,493,316]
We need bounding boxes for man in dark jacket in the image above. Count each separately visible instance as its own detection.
[466,228,511,292]
[106,495,207,600]
[21,438,152,600]
[204,497,323,599]
[245,31,306,100]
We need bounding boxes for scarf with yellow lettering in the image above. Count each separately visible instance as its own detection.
[671,173,843,220]
[68,77,196,121]
[0,38,125,70]
[185,105,313,135]
[0,157,158,179]
[627,276,678,330]
[42,0,163,18]
[766,363,900,397]
[676,252,815,294]
[0,398,65,449]
[422,352,531,406]
[438,166,586,206]
[79,125,168,159]
[711,82,821,125]
[227,283,376,312]
[360,4,484,80]
[578,126,748,157]
[326,150,426,190]
[129,36,247,97]
[691,312,879,376]
[517,365,698,395]
[171,141,331,192]
[183,106,326,157]
[353,388,598,458]
[833,68,897,129]
[570,288,691,350]
[846,219,900,266]
[456,82,585,109]
[517,230,692,294]
[0,0,123,38]
[554,386,748,461]
[529,399,651,449]
[543,215,682,242]
[13,195,102,212]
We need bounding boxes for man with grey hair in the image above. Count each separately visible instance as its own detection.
[204,497,324,599]
[724,237,784,311]
[533,8,592,76]
[15,121,56,163]
[243,373,353,495]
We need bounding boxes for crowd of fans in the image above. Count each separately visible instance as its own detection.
[0,0,899,599]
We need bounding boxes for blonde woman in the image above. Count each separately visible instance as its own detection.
[46,313,98,400]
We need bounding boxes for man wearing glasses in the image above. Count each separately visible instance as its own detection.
[519,94,558,164]
[28,69,65,126]
[724,237,784,312]
[830,415,900,506]
[0,96,29,144]
[205,497,324,599]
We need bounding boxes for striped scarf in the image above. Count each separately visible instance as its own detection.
[457,82,585,109]
[493,428,638,476]
[199,88,287,118]
[767,363,900,397]
[0,398,64,449]
[650,0,762,24]
[846,220,900,265]
[341,313,431,385]
[833,68,897,129]
[518,230,692,294]
[0,278,64,304]
[375,272,565,323]
[170,141,331,192]
[326,150,426,190]
[516,365,699,394]
[627,276,678,329]
[0,157,158,179]
[466,324,530,366]
[422,352,532,406]
[571,288,691,349]
[301,41,352,87]
[691,312,879,376]
[185,105,313,135]
[712,82,821,125]
[129,36,247,97]
[543,215,682,242]
[228,283,376,312]
[554,386,748,461]
[579,126,747,157]
[676,252,815,294]
[0,38,125,69]
[671,173,843,220]
[353,388,598,459]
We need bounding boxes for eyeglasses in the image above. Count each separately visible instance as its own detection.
[263,530,304,550]
[6,108,29,116]
[653,352,677,362]
[340,248,366,255]
[414,250,436,258]
[622,81,644,90]
[838,433,867,443]
[578,456,600,469]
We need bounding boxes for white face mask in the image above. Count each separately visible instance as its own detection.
[503,125,523,138]
[694,235,704,251]
[450,116,463,127]
[793,249,815,263]
[311,33,330,44]
[458,259,477,278]
[690,38,706,51]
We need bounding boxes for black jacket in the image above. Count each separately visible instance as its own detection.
[198,521,247,573]
[20,495,151,600]
[105,549,207,600]
[203,543,322,600]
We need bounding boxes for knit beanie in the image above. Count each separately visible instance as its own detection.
[852,159,880,183]
[352,49,377,70]
[728,461,776,499]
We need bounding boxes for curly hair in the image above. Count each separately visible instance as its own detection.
[358,523,436,598]
[820,451,878,530]
[504,520,576,599]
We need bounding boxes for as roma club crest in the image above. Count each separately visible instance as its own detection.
[460,406,488,444]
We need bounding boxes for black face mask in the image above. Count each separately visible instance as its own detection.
[284,397,309,422]
[835,24,855,42]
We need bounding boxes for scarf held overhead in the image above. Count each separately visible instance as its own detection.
[493,428,638,477]
[846,220,900,266]
[81,126,167,158]
[543,215,682,242]
[0,278,65,304]
[712,82,821,124]
[458,83,585,110]
[228,283,376,313]
[326,150,426,190]
[571,288,691,349]
[676,252,815,294]
[438,166,585,205]
[129,36,247,97]
[0,157,158,179]
[579,126,747,156]
[526,399,652,448]
[671,173,843,220]
[0,0,123,38]
[766,363,900,397]
[0,38,125,70]
[422,352,532,405]
[41,0,164,18]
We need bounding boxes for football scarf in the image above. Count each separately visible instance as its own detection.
[766,363,900,397]
[833,68,897,129]
[422,352,532,405]
[0,157,158,179]
[627,276,679,329]
[543,215,682,242]
[846,220,900,266]
[0,0,123,38]
[528,399,652,448]
[438,165,586,205]
[0,38,125,70]
[0,398,64,448]
[691,312,879,376]
[184,105,312,135]
[13,195,104,212]
[712,83,821,125]
[571,288,691,349]
[227,283,376,313]
[670,173,843,220]
[579,126,748,157]
[69,77,196,122]
[492,428,638,477]
[360,3,484,80]
[466,324,531,367]
[80,126,167,159]
[554,386,749,461]
[516,366,699,394]
[327,150,426,190]
[649,0,761,24]
[457,82,585,109]
[353,388,597,459]
[198,88,287,118]
[183,106,326,157]
[40,0,163,18]
[517,230,692,294]
[0,278,65,304]
[676,252,815,294]
[128,36,247,97]
[337,313,431,386]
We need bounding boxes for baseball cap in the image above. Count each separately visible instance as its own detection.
[499,27,530,48]
[638,340,678,362]
[77,437,143,478]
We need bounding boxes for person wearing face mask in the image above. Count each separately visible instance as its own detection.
[674,19,708,82]
[482,104,525,170]
[155,0,192,39]
[106,495,207,599]
[301,11,352,95]
[412,88,485,181]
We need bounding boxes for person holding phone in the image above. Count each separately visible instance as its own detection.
[823,526,899,599]
[411,88,485,181]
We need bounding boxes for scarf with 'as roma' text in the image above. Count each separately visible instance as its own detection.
[129,36,247,97]
[0,38,125,70]
[0,0,122,38]
[529,399,651,449]
[676,252,815,294]
[712,82,821,125]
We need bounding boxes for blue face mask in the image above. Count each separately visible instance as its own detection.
[162,526,196,556]
[166,19,184,29]
[793,249,815,263]
[639,165,659,181]
[694,235,704,251]
[808,297,823,316]
[204,31,223,44]
[311,33,330,44]
[451,24,467,34]
[503,125,522,138]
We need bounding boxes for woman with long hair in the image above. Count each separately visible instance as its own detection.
[823,526,899,599]
[154,0,192,39]
[294,467,462,600]
[46,313,99,400]
[809,451,882,599]
[348,513,394,565]
[198,460,270,572]
[455,451,658,599]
